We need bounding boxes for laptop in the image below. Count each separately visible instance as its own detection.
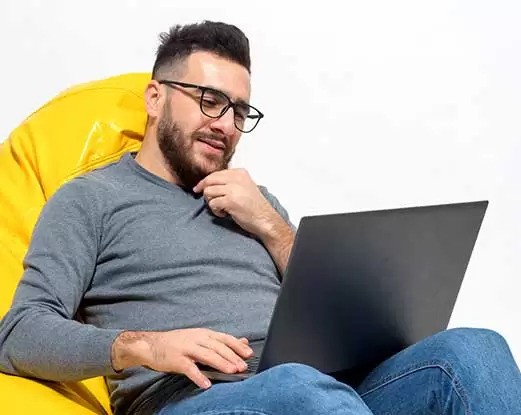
[200,200,488,383]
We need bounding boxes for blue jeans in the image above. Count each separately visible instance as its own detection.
[158,328,521,414]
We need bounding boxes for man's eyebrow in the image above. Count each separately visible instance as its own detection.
[205,84,250,105]
[235,98,250,107]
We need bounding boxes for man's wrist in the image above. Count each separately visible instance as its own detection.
[258,213,293,245]
[111,331,153,371]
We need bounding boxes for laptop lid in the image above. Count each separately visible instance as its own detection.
[258,200,488,375]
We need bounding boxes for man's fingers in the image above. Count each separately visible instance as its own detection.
[181,361,212,390]
[202,185,228,201]
[208,197,228,218]
[190,346,238,374]
[202,338,247,371]
[193,168,251,193]
[193,171,229,193]
[211,332,253,359]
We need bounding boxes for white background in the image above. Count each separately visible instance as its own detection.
[1,1,520,363]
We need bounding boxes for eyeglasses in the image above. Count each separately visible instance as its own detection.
[158,80,264,133]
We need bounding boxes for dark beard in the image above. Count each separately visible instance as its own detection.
[157,111,234,190]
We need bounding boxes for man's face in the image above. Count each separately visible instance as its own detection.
[156,51,251,190]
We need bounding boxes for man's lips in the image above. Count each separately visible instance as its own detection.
[197,137,226,151]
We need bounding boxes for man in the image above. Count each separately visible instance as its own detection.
[0,21,520,415]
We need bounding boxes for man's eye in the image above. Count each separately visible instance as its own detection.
[202,99,218,107]
[235,112,247,121]
[235,106,249,120]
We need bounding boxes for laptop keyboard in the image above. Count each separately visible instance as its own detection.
[197,355,261,374]
[245,355,260,373]
[198,340,264,375]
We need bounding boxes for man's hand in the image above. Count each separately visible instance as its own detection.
[111,328,253,389]
[194,168,296,275]
[192,169,278,239]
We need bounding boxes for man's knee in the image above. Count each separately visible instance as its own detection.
[436,327,506,351]
[257,363,366,412]
[428,327,510,367]
[258,362,332,399]
[263,362,325,382]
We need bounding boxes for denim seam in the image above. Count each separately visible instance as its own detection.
[359,360,471,415]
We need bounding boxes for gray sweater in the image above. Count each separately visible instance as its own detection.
[0,152,293,414]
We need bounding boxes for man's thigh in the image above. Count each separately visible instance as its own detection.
[158,363,372,415]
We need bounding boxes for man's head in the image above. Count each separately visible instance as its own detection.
[140,21,262,190]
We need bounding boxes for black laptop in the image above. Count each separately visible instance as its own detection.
[200,200,488,382]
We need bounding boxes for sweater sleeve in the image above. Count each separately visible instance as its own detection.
[0,177,123,381]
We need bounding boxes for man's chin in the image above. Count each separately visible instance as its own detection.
[194,155,228,175]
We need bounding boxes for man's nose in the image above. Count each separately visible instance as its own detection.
[209,107,236,137]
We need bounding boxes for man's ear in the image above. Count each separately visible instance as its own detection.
[144,80,163,119]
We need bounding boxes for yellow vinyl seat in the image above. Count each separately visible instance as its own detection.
[0,73,150,414]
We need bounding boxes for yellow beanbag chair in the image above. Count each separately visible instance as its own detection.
[0,73,150,414]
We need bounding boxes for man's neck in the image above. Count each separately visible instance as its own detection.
[134,138,181,186]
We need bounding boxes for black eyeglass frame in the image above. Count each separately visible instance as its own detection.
[158,80,264,133]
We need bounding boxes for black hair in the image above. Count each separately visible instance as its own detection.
[152,21,251,79]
